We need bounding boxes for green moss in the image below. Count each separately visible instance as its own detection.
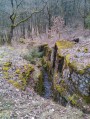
[55,85,65,95]
[66,54,70,65]
[3,67,9,71]
[78,69,85,75]
[21,78,27,87]
[68,94,79,106]
[8,80,23,89]
[19,64,34,87]
[83,96,90,103]
[83,48,88,53]
[4,76,9,80]
[4,62,12,67]
[15,69,20,74]
[8,64,34,90]
[13,82,22,89]
[3,71,9,76]
[56,40,75,50]
[35,73,44,95]
[69,61,85,74]
[54,79,67,96]
[41,57,46,64]
[3,62,12,72]
[68,61,77,71]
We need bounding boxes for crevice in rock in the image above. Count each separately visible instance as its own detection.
[52,45,57,69]
[58,57,64,73]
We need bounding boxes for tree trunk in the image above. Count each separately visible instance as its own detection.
[84,0,87,28]
[48,13,52,30]
[8,24,14,44]
[22,22,25,39]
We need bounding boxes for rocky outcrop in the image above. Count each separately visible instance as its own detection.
[41,40,90,111]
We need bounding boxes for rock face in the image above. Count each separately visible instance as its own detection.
[52,40,90,109]
[42,40,90,110]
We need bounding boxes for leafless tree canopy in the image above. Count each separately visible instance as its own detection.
[0,0,90,43]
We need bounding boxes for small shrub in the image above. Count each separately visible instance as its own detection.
[23,48,44,64]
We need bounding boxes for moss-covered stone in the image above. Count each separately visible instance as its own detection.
[3,62,12,67]
[35,73,44,95]
[56,40,75,50]
[15,69,20,74]
[68,94,80,106]
[3,62,12,71]
[83,96,90,103]
[8,80,23,89]
[83,48,88,53]
[3,67,9,71]
[55,85,65,95]
[65,54,70,65]
[7,64,34,90]
[41,40,90,111]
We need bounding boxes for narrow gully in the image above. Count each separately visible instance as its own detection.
[42,70,52,99]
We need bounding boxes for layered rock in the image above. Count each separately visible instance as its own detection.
[51,40,90,110]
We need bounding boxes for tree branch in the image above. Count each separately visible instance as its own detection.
[13,3,47,27]
[15,0,24,8]
[0,9,10,15]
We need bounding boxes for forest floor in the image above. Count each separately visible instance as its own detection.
[0,39,90,119]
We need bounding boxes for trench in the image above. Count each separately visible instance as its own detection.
[34,45,68,106]
[42,69,52,99]
[31,44,90,114]
[35,67,68,107]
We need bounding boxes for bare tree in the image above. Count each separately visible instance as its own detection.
[8,0,47,43]
[78,0,89,28]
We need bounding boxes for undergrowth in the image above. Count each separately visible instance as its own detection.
[23,48,44,64]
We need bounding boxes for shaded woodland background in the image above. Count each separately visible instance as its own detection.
[0,0,90,43]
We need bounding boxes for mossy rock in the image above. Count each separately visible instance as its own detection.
[3,66,9,71]
[8,80,24,90]
[83,96,90,103]
[15,69,20,74]
[35,73,44,95]
[56,40,75,50]
[3,62,12,72]
[3,62,12,67]
[7,64,34,90]
[83,48,88,53]
[68,61,85,75]
[53,79,67,96]
[65,54,70,65]
[68,94,80,106]
[55,85,65,95]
